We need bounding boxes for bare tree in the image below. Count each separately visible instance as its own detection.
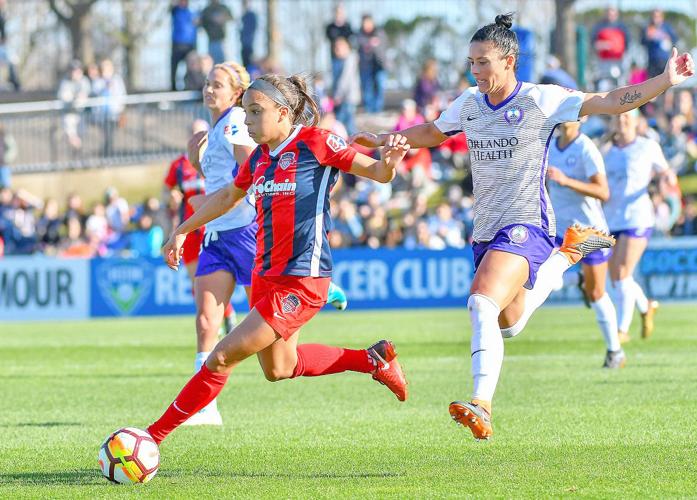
[48,0,99,64]
[554,0,577,78]
[266,0,280,66]
[119,0,169,89]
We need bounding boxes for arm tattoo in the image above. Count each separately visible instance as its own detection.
[619,90,642,106]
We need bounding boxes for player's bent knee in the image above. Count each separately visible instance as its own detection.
[196,311,221,335]
[262,366,294,382]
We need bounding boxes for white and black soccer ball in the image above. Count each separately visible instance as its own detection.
[98,427,160,484]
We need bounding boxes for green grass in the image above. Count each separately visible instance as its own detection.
[1,306,696,498]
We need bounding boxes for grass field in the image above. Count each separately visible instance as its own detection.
[1,305,696,498]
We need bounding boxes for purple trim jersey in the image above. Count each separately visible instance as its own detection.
[434,82,585,242]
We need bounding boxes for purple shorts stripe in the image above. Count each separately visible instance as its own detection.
[195,223,257,286]
[472,223,554,290]
[610,227,653,240]
[554,235,611,266]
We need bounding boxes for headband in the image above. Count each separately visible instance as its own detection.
[248,79,292,109]
[217,63,242,86]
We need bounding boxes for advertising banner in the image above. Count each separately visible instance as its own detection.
[90,257,249,317]
[0,256,89,321]
[89,248,475,317]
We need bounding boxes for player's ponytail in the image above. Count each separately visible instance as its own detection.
[251,73,320,127]
[470,13,519,68]
[286,74,320,127]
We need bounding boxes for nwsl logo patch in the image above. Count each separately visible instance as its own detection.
[509,225,529,244]
[326,133,347,152]
[278,152,296,170]
[504,106,524,125]
[281,293,301,314]
[96,260,153,316]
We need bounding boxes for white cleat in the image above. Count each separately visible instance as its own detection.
[181,407,223,426]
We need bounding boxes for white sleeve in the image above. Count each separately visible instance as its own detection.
[224,107,257,147]
[536,84,585,124]
[649,139,669,173]
[581,136,605,178]
[433,89,474,135]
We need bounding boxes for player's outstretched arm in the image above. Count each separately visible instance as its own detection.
[352,122,447,149]
[348,134,410,183]
[162,184,247,270]
[581,47,694,117]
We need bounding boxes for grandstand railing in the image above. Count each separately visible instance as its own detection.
[0,91,204,173]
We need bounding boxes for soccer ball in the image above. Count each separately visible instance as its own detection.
[98,427,160,484]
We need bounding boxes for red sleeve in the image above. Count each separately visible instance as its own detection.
[234,156,253,190]
[163,158,179,189]
[304,128,357,172]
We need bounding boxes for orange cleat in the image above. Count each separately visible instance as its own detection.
[449,401,493,440]
[641,300,659,339]
[368,340,407,402]
[559,224,616,265]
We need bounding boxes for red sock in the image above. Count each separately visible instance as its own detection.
[224,303,233,318]
[147,365,228,444]
[291,344,374,378]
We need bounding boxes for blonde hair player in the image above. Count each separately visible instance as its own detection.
[353,13,694,439]
[603,109,672,344]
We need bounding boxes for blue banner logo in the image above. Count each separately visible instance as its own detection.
[95,259,153,315]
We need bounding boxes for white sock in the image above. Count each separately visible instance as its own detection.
[195,351,217,412]
[468,294,504,402]
[560,270,581,289]
[590,293,621,352]
[195,351,210,373]
[611,277,635,333]
[500,252,570,338]
[632,279,649,314]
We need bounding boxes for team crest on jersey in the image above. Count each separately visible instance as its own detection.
[278,152,296,170]
[509,225,529,244]
[566,155,578,167]
[326,133,347,152]
[224,124,239,136]
[504,106,524,125]
[281,293,301,314]
[95,260,153,316]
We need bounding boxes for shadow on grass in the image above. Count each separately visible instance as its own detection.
[157,469,402,480]
[0,422,81,428]
[0,469,101,485]
[2,372,258,380]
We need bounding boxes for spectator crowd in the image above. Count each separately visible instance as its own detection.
[1,4,697,258]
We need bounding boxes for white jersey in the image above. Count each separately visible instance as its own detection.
[547,133,609,233]
[603,136,668,231]
[201,106,258,232]
[435,81,585,241]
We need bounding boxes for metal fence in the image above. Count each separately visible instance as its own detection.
[0,92,204,173]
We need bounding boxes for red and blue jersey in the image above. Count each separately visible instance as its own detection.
[234,126,356,278]
[164,154,205,221]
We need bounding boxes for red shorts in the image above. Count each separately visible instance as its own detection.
[181,228,204,265]
[251,274,330,340]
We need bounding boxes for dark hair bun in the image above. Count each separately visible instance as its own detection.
[494,13,513,29]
